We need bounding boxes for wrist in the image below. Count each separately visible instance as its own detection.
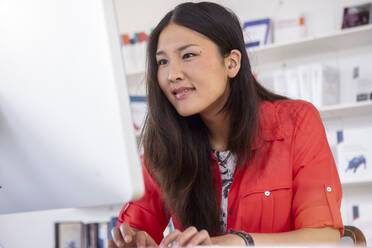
[228,230,255,246]
[211,234,246,246]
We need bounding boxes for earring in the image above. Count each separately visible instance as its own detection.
[228,65,232,69]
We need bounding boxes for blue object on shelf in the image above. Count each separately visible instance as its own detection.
[337,130,344,144]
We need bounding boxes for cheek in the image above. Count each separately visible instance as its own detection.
[189,59,213,76]
[190,60,228,92]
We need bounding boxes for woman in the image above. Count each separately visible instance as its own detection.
[110,2,343,247]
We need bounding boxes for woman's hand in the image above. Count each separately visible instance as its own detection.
[160,226,212,248]
[108,222,157,248]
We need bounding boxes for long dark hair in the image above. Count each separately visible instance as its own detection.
[141,2,286,235]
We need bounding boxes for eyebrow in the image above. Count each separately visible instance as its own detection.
[156,44,199,56]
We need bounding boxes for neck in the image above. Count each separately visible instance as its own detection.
[201,111,230,152]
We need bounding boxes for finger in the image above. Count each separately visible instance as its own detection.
[111,227,125,247]
[187,229,212,246]
[108,240,118,248]
[119,222,135,243]
[176,226,198,247]
[160,229,182,248]
[136,231,148,248]
[145,232,158,247]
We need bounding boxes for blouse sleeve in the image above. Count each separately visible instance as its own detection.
[117,158,169,244]
[291,102,344,236]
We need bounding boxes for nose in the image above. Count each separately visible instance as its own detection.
[167,61,184,82]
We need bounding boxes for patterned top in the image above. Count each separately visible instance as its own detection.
[213,150,237,233]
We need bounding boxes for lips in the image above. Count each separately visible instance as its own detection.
[172,86,196,99]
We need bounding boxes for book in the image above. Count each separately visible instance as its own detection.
[98,223,109,248]
[353,66,372,102]
[273,69,288,97]
[297,65,313,103]
[55,222,84,248]
[310,63,340,108]
[86,223,99,248]
[285,68,300,99]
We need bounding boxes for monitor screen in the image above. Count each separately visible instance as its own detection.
[0,0,144,214]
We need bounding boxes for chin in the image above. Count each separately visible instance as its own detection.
[175,107,199,117]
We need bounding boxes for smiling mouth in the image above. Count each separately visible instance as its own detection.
[172,87,196,99]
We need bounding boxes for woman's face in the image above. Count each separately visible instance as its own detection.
[156,23,231,118]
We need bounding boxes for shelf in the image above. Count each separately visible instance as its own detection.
[341,179,372,187]
[319,101,372,119]
[249,24,372,64]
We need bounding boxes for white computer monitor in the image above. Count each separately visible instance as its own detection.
[0,0,144,214]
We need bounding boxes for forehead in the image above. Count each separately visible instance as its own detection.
[157,23,216,52]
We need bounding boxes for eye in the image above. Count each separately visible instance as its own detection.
[183,53,196,59]
[157,59,168,66]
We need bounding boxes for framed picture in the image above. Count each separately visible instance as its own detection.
[242,18,271,48]
[342,3,372,29]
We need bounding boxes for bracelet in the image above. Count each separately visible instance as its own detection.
[229,229,255,246]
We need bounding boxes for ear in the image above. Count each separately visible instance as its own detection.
[224,49,241,78]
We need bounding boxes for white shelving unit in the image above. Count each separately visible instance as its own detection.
[245,24,372,236]
[249,24,372,64]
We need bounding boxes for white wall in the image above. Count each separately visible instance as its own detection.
[113,0,371,35]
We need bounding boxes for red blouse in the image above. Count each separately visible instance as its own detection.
[118,100,344,244]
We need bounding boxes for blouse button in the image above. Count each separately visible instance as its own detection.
[264,190,270,196]
[327,186,332,192]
